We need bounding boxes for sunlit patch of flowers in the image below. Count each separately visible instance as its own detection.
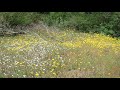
[58,31,120,54]
[82,33,120,53]
[0,34,48,53]
[0,27,120,78]
[61,41,82,48]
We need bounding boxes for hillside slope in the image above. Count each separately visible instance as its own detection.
[0,25,120,78]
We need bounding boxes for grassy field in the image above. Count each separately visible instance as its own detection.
[0,25,120,78]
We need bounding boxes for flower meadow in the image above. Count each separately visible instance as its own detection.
[0,27,120,78]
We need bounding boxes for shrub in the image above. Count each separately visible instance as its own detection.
[0,12,120,37]
[41,12,120,37]
[0,12,42,27]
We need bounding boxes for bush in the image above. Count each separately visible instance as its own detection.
[3,12,34,26]
[41,12,120,37]
[0,12,120,37]
[0,12,42,28]
[41,12,72,27]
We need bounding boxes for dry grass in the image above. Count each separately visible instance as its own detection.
[0,25,120,78]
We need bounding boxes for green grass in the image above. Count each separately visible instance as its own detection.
[0,25,120,78]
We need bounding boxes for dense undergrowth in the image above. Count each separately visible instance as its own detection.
[0,12,120,37]
[0,25,120,78]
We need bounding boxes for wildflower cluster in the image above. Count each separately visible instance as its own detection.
[0,28,120,78]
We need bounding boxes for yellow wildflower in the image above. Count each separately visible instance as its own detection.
[42,72,45,74]
[53,72,57,76]
[52,59,55,60]
[35,73,39,77]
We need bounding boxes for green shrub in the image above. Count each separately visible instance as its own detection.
[0,12,120,37]
[0,12,42,27]
[3,12,34,26]
[41,12,72,27]
[41,12,120,37]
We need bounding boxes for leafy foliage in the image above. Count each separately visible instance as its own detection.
[0,12,120,37]
[41,12,120,37]
[0,12,40,27]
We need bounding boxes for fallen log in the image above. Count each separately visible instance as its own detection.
[0,30,26,36]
